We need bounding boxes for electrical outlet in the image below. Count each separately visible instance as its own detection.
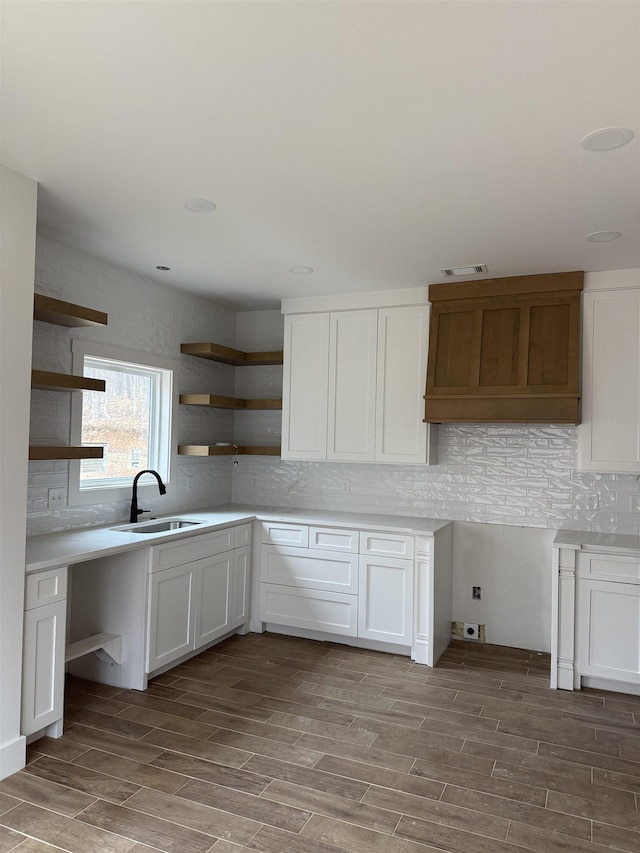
[463,622,480,640]
[472,586,481,600]
[186,476,193,492]
[250,475,259,488]
[342,479,351,493]
[586,492,600,511]
[48,487,66,508]
[631,495,640,513]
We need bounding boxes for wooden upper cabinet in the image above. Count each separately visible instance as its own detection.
[424,272,584,424]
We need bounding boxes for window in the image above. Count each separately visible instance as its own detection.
[69,342,176,506]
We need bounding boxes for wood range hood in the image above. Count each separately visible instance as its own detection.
[424,271,584,424]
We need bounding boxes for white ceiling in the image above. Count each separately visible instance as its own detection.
[2,1,639,309]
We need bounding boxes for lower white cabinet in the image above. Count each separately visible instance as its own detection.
[22,567,67,737]
[552,534,640,692]
[258,520,453,661]
[147,532,251,674]
[147,562,196,672]
[358,555,413,645]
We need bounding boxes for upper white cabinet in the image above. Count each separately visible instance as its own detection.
[578,272,640,472]
[281,290,436,464]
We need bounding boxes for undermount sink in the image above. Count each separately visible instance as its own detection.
[112,519,203,534]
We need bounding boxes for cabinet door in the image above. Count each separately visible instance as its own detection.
[358,556,413,646]
[281,313,330,460]
[22,600,66,735]
[195,552,233,648]
[576,579,640,684]
[375,305,434,464]
[578,288,640,472]
[147,563,195,672]
[231,545,251,629]
[327,310,378,461]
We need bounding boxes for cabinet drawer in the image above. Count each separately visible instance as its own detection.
[309,526,358,553]
[359,531,414,559]
[150,528,235,572]
[234,523,252,549]
[578,553,640,585]
[261,546,358,594]
[262,522,309,547]
[25,568,68,610]
[260,583,357,636]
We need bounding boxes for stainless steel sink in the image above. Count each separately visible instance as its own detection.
[112,519,202,534]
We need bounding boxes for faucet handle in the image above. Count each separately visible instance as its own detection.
[136,508,151,517]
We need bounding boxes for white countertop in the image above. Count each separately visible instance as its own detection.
[25,504,452,572]
[553,529,640,554]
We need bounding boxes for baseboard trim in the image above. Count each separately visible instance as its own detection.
[0,734,26,780]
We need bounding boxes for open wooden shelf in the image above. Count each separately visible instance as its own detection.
[31,370,106,393]
[180,342,283,366]
[29,446,104,461]
[34,293,108,328]
[178,444,281,457]
[179,393,281,410]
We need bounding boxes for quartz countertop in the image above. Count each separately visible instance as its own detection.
[553,529,640,554]
[25,504,452,573]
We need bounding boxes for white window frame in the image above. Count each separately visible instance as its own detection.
[69,340,178,507]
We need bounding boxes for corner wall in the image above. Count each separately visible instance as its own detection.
[0,166,37,778]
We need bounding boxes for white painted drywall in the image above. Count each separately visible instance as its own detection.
[0,166,37,778]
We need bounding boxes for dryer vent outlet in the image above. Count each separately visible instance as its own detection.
[463,622,480,640]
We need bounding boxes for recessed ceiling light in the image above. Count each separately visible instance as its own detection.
[581,127,634,151]
[184,198,216,213]
[440,264,488,277]
[155,265,171,271]
[288,266,314,274]
[585,231,622,242]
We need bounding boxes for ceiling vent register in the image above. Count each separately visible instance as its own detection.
[424,271,584,424]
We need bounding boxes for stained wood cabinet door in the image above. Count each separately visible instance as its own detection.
[578,287,640,472]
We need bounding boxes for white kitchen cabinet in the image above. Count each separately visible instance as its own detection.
[147,525,253,673]
[552,532,640,693]
[258,518,452,660]
[22,567,67,737]
[578,280,640,472]
[281,292,436,465]
[230,545,251,629]
[195,552,233,648]
[147,562,196,671]
[327,309,378,461]
[358,555,413,645]
[576,578,640,685]
[281,312,330,460]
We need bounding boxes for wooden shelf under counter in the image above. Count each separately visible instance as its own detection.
[178,444,281,457]
[179,393,282,410]
[31,371,106,393]
[33,293,108,328]
[180,342,283,366]
[29,446,104,461]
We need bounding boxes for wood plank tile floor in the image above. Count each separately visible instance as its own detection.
[1,634,639,853]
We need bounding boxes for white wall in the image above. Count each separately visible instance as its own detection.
[0,166,37,778]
